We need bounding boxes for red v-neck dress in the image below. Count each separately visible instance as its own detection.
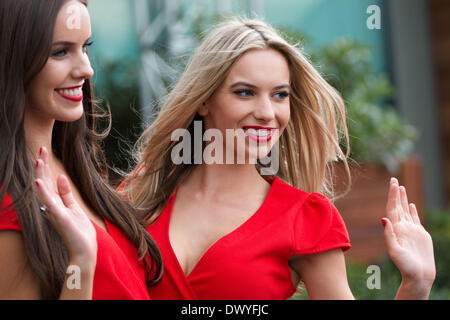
[146,176,351,300]
[0,192,151,300]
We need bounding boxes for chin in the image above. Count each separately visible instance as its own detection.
[246,150,270,164]
[56,108,85,123]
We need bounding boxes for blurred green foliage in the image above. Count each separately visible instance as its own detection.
[426,211,450,299]
[94,60,142,184]
[279,27,418,172]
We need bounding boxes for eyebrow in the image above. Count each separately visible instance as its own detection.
[52,37,92,47]
[230,81,290,90]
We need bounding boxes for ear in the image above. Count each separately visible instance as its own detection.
[197,102,209,117]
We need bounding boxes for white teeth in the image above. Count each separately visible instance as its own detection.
[56,87,82,96]
[245,128,271,137]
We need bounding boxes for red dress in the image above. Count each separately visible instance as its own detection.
[0,192,151,300]
[146,176,351,300]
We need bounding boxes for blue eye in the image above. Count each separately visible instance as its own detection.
[52,49,67,57]
[234,89,254,97]
[274,91,290,100]
[82,41,94,53]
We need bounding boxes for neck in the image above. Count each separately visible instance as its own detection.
[186,163,270,198]
[23,108,60,170]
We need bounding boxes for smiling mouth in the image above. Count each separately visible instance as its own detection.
[242,126,277,142]
[55,86,83,102]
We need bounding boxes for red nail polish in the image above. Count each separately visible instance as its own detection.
[381,219,386,227]
[39,147,42,155]
[35,180,40,187]
[36,160,39,167]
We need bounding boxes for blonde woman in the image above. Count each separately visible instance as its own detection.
[124,18,435,300]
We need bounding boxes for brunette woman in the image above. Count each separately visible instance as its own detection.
[0,0,161,299]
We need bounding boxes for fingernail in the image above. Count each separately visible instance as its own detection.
[35,180,40,187]
[390,177,398,184]
[381,218,386,227]
[39,147,42,155]
[35,160,39,167]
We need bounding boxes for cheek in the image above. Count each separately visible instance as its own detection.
[28,61,69,106]
[40,60,67,88]
[28,64,58,97]
[207,96,248,130]
[26,80,50,112]
[220,98,255,127]
[283,101,291,121]
[277,103,291,132]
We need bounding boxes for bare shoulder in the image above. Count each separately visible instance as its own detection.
[289,248,354,300]
[0,230,40,299]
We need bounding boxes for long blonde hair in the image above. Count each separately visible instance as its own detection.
[124,17,351,222]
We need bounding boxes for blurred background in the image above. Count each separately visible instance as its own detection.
[86,0,450,299]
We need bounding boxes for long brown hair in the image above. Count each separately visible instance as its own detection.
[0,0,162,299]
[124,18,351,223]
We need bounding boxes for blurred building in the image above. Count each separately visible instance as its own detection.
[429,0,450,211]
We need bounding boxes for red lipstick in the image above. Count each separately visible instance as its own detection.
[243,126,277,143]
[55,84,84,102]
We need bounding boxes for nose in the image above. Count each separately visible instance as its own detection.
[253,95,275,122]
[72,51,94,80]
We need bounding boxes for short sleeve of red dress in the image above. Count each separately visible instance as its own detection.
[291,192,351,255]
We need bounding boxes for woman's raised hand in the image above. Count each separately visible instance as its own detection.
[35,147,97,266]
[383,177,436,299]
